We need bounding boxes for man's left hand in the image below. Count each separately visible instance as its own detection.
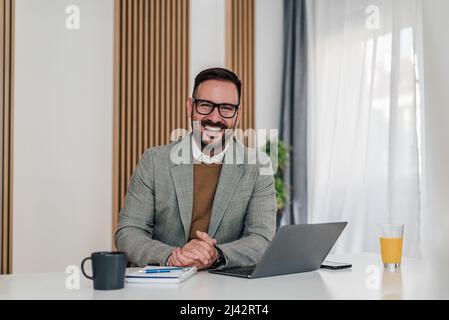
[175,231,219,270]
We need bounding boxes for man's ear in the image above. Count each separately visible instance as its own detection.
[187,97,193,117]
[236,105,242,127]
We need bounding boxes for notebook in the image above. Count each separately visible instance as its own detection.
[125,266,197,284]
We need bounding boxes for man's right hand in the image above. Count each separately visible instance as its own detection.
[167,231,219,270]
[167,247,217,270]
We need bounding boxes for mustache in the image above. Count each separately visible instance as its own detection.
[201,119,228,130]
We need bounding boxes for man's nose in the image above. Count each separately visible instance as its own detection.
[208,107,222,122]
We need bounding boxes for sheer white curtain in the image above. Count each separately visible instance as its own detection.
[306,0,423,257]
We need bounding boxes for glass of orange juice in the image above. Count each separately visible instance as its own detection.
[379,224,404,270]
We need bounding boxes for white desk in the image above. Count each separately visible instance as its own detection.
[0,253,445,300]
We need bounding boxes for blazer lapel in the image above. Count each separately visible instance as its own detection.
[170,164,193,243]
[169,134,194,242]
[208,139,245,238]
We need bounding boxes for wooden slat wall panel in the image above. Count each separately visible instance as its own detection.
[226,0,255,140]
[113,0,190,240]
[1,0,14,275]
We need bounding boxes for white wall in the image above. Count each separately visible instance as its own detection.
[190,0,283,135]
[255,0,283,132]
[422,0,449,218]
[13,0,114,273]
[421,0,449,294]
[190,0,226,94]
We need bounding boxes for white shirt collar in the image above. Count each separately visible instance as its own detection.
[191,137,229,164]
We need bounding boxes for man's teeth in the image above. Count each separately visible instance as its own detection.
[204,125,222,132]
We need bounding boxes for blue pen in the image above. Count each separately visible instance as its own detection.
[143,267,184,273]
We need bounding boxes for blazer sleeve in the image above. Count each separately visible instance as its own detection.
[115,149,176,267]
[214,161,277,269]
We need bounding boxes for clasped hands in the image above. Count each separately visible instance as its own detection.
[167,230,219,270]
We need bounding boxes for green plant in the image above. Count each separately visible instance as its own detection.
[263,139,290,211]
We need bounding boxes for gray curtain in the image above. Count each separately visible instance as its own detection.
[280,0,308,225]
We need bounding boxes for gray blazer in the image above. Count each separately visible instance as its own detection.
[115,134,277,268]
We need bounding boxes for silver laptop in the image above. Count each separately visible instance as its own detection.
[209,222,347,279]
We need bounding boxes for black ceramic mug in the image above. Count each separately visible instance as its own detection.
[81,251,127,290]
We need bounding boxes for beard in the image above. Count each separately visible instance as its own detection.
[191,117,236,155]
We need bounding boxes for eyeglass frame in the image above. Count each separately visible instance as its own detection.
[192,97,240,119]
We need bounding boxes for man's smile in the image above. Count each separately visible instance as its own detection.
[200,121,227,141]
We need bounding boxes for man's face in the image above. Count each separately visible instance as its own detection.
[187,79,241,150]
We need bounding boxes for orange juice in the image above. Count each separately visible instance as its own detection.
[380,237,403,264]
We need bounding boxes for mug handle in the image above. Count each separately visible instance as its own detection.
[81,257,93,280]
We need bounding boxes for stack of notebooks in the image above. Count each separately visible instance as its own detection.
[125,266,197,284]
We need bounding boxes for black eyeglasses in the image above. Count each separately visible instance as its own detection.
[192,98,240,119]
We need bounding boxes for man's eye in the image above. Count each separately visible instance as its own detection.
[220,105,235,112]
[199,102,213,108]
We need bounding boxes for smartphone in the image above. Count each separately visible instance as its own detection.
[320,261,352,270]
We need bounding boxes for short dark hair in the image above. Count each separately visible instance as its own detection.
[192,67,241,103]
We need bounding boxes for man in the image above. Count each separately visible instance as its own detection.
[115,67,276,270]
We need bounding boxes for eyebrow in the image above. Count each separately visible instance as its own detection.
[194,98,240,106]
